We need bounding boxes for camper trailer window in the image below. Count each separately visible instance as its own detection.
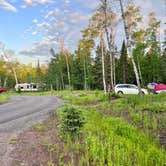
[34,85,36,88]
[27,85,29,89]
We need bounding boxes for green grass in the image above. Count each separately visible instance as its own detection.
[0,93,10,104]
[80,108,165,165]
[2,90,166,165]
[53,91,166,165]
[33,123,49,132]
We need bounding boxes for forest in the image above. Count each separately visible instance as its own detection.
[0,0,165,92]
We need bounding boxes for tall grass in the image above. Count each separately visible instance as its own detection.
[55,91,166,165]
[4,90,165,165]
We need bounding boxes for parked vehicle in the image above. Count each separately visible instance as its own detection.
[15,83,46,92]
[114,84,148,95]
[154,84,166,94]
[0,87,7,93]
[147,82,157,90]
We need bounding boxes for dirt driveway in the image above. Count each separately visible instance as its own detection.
[0,95,62,166]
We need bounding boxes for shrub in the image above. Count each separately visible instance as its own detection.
[58,106,85,138]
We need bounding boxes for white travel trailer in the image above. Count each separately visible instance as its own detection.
[15,83,45,92]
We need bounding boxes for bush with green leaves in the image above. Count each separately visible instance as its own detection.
[58,106,85,138]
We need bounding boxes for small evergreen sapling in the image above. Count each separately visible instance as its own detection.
[58,106,85,138]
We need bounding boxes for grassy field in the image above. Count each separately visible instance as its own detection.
[2,90,166,165]
[50,90,166,165]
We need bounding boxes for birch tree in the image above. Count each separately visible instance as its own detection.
[0,44,18,85]
[99,0,119,90]
[119,0,142,94]
[100,31,107,93]
[58,40,71,89]
[90,7,118,92]
[76,29,95,90]
[89,13,107,92]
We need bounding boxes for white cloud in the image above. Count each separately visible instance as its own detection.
[75,0,99,10]
[45,10,54,19]
[0,0,17,12]
[33,8,88,44]
[37,22,50,28]
[19,39,57,57]
[62,0,70,7]
[22,0,53,8]
[32,19,38,23]
[68,12,90,24]
[20,4,90,57]
[32,31,37,35]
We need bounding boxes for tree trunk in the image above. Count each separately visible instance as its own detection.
[100,32,107,93]
[3,76,8,87]
[60,71,64,90]
[109,27,116,88]
[83,54,87,90]
[64,52,71,89]
[110,50,114,90]
[137,56,143,85]
[119,0,142,94]
[103,0,114,91]
[122,53,127,83]
[12,67,18,84]
[2,48,18,85]
[110,30,116,88]
[50,84,53,91]
[113,51,116,87]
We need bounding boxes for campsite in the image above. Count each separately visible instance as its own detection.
[0,0,165,165]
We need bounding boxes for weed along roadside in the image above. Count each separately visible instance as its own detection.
[0,93,10,104]
[7,91,166,165]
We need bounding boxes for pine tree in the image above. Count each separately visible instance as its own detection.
[120,41,127,84]
[36,59,42,83]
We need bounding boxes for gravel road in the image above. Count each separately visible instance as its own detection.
[0,95,62,165]
[0,95,62,131]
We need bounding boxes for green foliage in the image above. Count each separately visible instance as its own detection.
[11,91,165,165]
[43,9,165,91]
[58,106,85,138]
[83,112,165,165]
[53,91,166,165]
[116,41,129,84]
[0,93,10,104]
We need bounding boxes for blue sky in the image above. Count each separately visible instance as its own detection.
[0,0,165,65]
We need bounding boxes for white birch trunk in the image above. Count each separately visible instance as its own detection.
[119,0,142,94]
[102,0,114,91]
[3,76,8,87]
[83,55,87,90]
[2,48,18,85]
[100,32,107,94]
[12,67,18,84]
[110,28,116,88]
[137,57,143,85]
